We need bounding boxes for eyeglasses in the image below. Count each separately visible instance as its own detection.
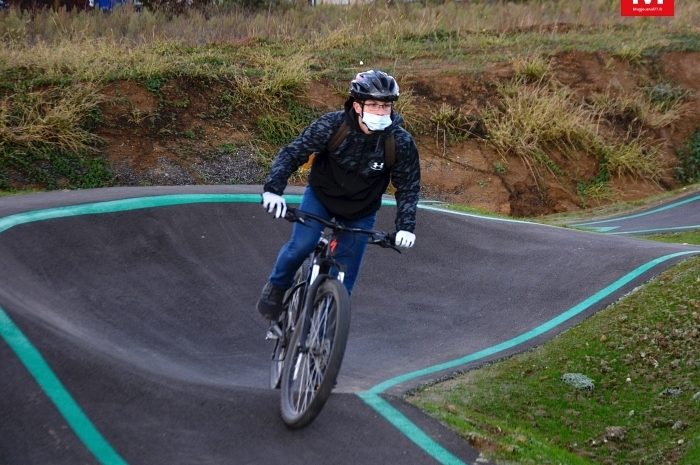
[363,102,393,111]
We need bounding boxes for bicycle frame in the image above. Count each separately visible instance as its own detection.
[283,207,399,338]
[285,208,401,344]
[270,207,400,427]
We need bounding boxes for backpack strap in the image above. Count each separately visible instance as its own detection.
[326,120,350,154]
[326,120,396,169]
[383,132,396,169]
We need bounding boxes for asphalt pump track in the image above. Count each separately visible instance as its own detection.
[1,185,699,465]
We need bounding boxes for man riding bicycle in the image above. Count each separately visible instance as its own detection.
[257,69,421,321]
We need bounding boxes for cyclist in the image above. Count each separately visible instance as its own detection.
[257,69,421,320]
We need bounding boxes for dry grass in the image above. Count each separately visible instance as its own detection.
[0,84,103,155]
[230,52,313,111]
[429,103,475,155]
[2,1,698,46]
[590,88,691,130]
[393,88,430,134]
[483,79,598,177]
[0,1,696,191]
[483,77,663,182]
[602,136,661,180]
[513,55,552,83]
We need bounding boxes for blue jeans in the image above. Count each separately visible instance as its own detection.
[269,187,376,294]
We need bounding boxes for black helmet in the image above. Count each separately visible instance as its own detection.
[349,70,400,102]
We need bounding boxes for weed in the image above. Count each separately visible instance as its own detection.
[675,129,700,184]
[483,80,598,181]
[231,52,311,113]
[168,98,191,109]
[181,129,197,139]
[494,161,508,175]
[602,137,660,180]
[128,107,149,125]
[145,76,166,95]
[591,86,688,130]
[430,103,476,154]
[256,115,300,147]
[0,145,112,190]
[255,99,319,147]
[485,79,663,183]
[0,83,103,155]
[394,88,430,135]
[513,55,551,83]
[644,83,691,112]
[613,43,646,64]
[533,150,564,177]
[577,167,614,208]
[217,143,238,154]
[577,179,614,207]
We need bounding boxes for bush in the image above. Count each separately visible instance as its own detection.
[0,146,113,190]
[675,129,700,184]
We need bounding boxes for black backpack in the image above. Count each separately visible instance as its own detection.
[325,121,396,169]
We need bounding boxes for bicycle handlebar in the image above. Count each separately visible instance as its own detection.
[284,208,401,254]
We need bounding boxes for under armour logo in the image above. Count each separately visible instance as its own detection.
[370,162,384,171]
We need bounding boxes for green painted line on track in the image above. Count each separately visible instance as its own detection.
[607,225,700,235]
[573,194,700,227]
[2,193,698,465]
[0,308,129,465]
[357,392,467,465]
[0,194,299,233]
[357,250,699,465]
[0,192,395,465]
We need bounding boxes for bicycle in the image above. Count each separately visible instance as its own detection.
[266,207,400,429]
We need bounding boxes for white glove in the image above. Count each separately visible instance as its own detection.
[261,192,287,219]
[395,230,416,248]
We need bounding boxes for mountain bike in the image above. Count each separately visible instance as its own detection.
[266,208,400,429]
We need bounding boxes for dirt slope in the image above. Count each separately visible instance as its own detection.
[96,51,700,217]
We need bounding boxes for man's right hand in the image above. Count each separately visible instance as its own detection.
[261,192,287,219]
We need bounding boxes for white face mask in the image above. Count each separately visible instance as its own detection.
[361,112,392,131]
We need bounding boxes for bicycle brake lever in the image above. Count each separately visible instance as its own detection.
[284,208,303,223]
[387,233,402,254]
[373,234,401,253]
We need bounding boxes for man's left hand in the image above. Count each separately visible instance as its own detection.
[395,230,416,248]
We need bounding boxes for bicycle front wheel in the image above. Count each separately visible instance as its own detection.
[279,278,350,429]
[270,264,307,390]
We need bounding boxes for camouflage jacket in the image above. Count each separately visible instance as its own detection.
[263,104,421,232]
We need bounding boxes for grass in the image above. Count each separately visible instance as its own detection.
[676,130,700,185]
[483,79,599,178]
[0,82,113,190]
[0,83,104,154]
[3,3,699,84]
[407,214,700,465]
[483,76,668,190]
[589,86,690,131]
[535,184,700,227]
[0,4,698,460]
[0,2,698,192]
[646,230,700,246]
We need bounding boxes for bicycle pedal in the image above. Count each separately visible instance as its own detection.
[265,322,284,340]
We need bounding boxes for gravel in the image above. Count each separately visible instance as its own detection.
[110,148,266,187]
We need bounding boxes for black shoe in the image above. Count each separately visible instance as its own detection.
[257,282,286,320]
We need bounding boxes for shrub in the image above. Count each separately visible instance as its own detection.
[675,129,700,184]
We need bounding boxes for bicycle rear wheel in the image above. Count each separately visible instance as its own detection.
[279,278,350,429]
